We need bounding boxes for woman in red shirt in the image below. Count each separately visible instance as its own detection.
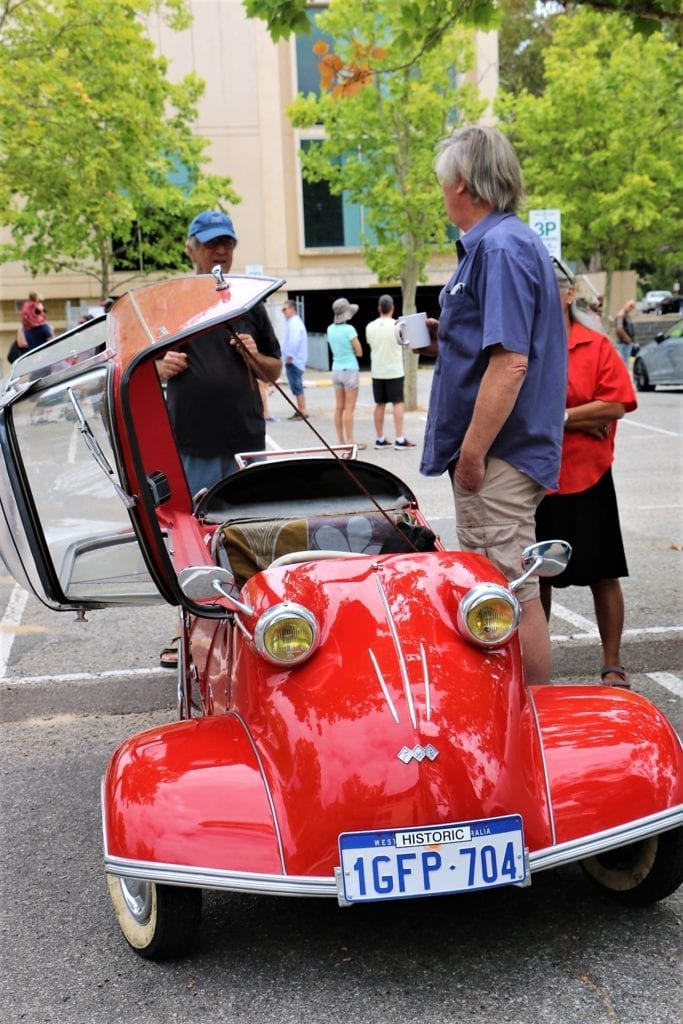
[20,291,54,349]
[536,267,637,688]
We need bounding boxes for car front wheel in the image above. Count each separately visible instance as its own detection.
[107,875,202,959]
[633,359,654,392]
[581,827,683,906]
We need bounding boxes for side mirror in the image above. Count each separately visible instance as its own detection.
[178,565,255,617]
[654,332,664,343]
[510,540,571,593]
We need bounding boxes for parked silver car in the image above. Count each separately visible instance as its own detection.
[639,290,673,314]
[632,319,683,392]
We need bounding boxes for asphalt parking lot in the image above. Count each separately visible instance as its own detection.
[0,365,681,1024]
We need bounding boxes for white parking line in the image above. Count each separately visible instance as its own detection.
[3,667,167,686]
[5,664,682,691]
[619,417,680,437]
[549,604,683,642]
[0,584,29,677]
[646,672,683,698]
[551,602,599,635]
[1,560,680,684]
[552,624,683,643]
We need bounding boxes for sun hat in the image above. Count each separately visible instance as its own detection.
[332,297,359,323]
[187,210,237,244]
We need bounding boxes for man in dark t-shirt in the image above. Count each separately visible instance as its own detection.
[614,299,636,367]
[157,210,281,496]
[156,210,281,670]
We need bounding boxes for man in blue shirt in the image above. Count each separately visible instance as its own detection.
[420,126,567,685]
[281,299,309,419]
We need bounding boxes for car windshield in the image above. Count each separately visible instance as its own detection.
[5,316,109,387]
[8,365,162,603]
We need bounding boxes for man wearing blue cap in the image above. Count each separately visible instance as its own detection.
[157,210,281,496]
[157,210,281,669]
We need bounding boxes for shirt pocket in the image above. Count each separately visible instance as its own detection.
[440,287,481,348]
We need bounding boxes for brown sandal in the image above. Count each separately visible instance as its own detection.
[600,665,630,689]
[159,636,180,670]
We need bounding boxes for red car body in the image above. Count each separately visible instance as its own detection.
[0,274,680,959]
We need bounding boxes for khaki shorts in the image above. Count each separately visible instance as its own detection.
[332,369,359,391]
[452,456,546,601]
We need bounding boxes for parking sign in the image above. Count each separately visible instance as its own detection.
[529,209,561,259]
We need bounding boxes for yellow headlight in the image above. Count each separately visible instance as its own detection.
[254,604,319,665]
[457,585,520,647]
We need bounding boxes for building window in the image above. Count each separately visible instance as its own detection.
[295,8,328,97]
[295,11,373,251]
[300,140,369,250]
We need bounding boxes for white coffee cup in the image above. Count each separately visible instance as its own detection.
[395,312,430,350]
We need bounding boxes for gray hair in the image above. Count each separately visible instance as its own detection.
[553,261,593,327]
[378,294,394,314]
[435,126,525,214]
[553,258,574,290]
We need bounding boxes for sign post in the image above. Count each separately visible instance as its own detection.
[529,209,561,260]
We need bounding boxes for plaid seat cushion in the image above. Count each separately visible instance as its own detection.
[218,511,413,588]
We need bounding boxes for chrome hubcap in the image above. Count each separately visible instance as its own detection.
[118,877,153,925]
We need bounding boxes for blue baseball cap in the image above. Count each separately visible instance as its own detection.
[187,210,237,244]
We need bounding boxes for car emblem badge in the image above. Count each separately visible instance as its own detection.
[397,743,439,763]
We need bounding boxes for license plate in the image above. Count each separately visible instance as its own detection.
[337,814,527,904]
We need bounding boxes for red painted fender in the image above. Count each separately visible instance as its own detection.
[102,714,282,874]
[532,686,683,843]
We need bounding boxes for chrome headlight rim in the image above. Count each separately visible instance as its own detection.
[456,583,520,648]
[253,602,320,666]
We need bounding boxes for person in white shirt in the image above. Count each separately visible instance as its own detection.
[281,300,309,419]
[365,295,415,450]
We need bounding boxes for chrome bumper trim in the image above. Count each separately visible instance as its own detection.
[104,856,338,897]
[104,806,682,897]
[528,805,683,873]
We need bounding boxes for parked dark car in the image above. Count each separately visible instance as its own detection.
[660,294,682,315]
[632,318,683,392]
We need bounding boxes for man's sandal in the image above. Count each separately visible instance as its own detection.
[600,665,630,689]
[160,636,180,670]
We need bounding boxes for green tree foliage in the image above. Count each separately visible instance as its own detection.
[244,0,682,43]
[498,0,561,97]
[0,0,239,296]
[497,8,682,295]
[288,0,485,406]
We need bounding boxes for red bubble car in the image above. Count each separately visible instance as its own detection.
[0,274,681,960]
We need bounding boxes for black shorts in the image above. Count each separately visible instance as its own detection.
[535,467,628,587]
[372,377,404,405]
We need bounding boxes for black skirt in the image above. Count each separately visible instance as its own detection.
[535,467,628,588]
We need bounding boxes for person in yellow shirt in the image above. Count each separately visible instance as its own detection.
[365,295,415,450]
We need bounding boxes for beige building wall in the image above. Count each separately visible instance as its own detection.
[0,0,496,349]
[467,31,499,125]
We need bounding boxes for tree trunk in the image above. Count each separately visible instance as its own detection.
[100,238,112,300]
